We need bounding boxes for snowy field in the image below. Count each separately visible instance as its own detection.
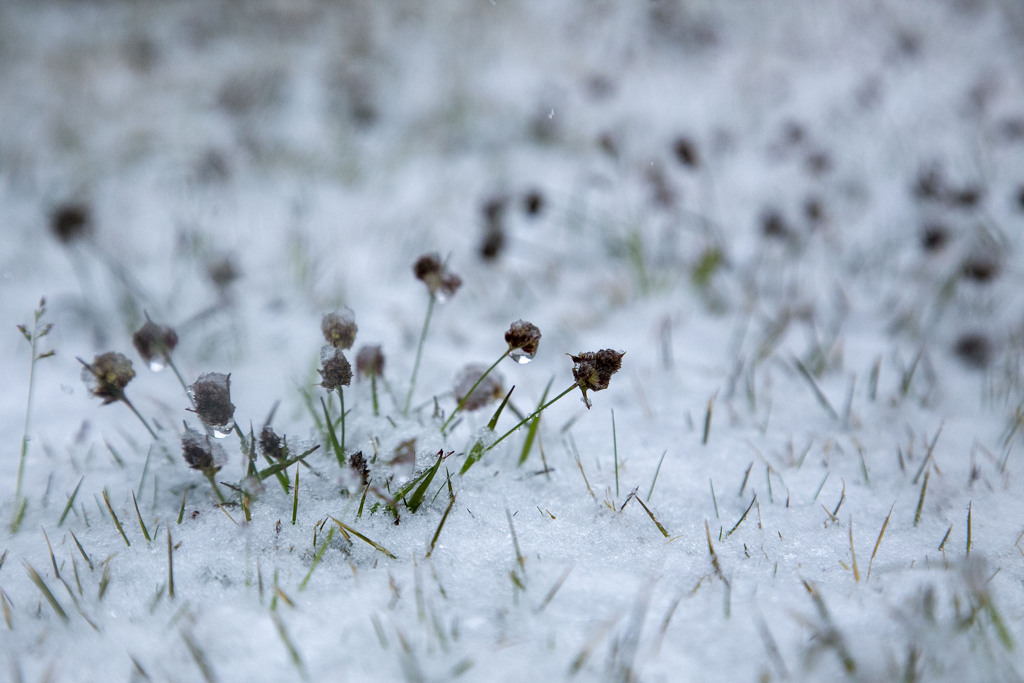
[2,1,1024,680]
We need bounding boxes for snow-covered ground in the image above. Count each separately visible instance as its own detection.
[2,1,1024,680]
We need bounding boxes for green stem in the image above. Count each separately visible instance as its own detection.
[486,383,578,453]
[339,387,346,455]
[404,293,436,416]
[15,331,40,504]
[165,355,196,410]
[121,396,160,441]
[205,471,228,504]
[441,349,510,435]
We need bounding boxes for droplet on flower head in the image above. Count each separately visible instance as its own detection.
[189,372,236,433]
[319,345,352,392]
[321,308,358,349]
[356,344,385,378]
[505,320,541,364]
[570,349,625,409]
[132,319,179,372]
[453,364,505,411]
[414,252,461,302]
[181,424,224,475]
[80,352,136,405]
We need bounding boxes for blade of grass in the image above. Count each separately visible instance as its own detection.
[167,527,175,600]
[849,516,859,582]
[300,526,335,590]
[611,408,620,497]
[291,465,300,525]
[793,356,838,420]
[426,492,456,559]
[102,490,130,547]
[131,490,151,542]
[725,494,757,538]
[321,397,344,468]
[23,562,68,622]
[519,379,552,466]
[330,517,397,559]
[69,530,93,571]
[58,477,84,527]
[647,450,668,502]
[966,501,972,556]
[913,469,930,527]
[866,502,894,583]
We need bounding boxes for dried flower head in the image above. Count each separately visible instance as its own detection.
[81,352,136,404]
[260,426,284,461]
[132,319,179,369]
[454,364,505,411]
[319,345,352,391]
[505,320,542,363]
[322,308,358,349]
[181,424,224,474]
[189,372,236,431]
[571,349,625,408]
[349,450,370,485]
[207,257,240,290]
[356,344,385,378]
[51,203,93,243]
[414,252,462,300]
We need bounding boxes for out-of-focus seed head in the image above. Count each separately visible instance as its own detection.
[453,364,505,412]
[51,203,93,243]
[132,319,179,367]
[570,349,625,408]
[181,424,224,475]
[356,344,385,378]
[954,333,992,369]
[189,372,235,431]
[207,257,240,290]
[505,320,542,363]
[321,308,358,349]
[414,252,462,300]
[81,352,135,405]
[319,345,352,391]
[260,426,284,462]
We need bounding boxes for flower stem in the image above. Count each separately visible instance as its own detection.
[121,396,159,441]
[486,383,577,453]
[205,471,228,504]
[165,355,196,410]
[441,349,510,435]
[370,375,379,417]
[404,293,436,416]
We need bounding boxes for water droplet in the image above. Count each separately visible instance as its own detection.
[212,420,234,439]
[435,291,450,304]
[510,350,535,364]
[148,358,166,372]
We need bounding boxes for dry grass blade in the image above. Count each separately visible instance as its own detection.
[536,566,573,613]
[866,503,894,582]
[23,562,68,622]
[101,490,130,547]
[329,518,397,559]
[725,494,756,538]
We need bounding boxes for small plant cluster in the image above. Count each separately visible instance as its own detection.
[68,252,623,524]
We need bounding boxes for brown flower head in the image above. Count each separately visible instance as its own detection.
[356,344,385,378]
[321,308,358,349]
[570,349,625,408]
[505,320,542,363]
[349,450,370,485]
[260,426,285,462]
[181,424,224,474]
[51,203,93,244]
[189,372,236,431]
[319,345,352,391]
[453,364,505,412]
[80,352,136,404]
[413,252,462,301]
[132,319,179,370]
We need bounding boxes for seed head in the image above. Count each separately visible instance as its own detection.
[356,344,385,378]
[321,308,358,349]
[132,319,179,366]
[454,364,505,411]
[570,349,625,408]
[260,426,285,461]
[51,203,93,243]
[181,424,224,475]
[349,450,370,485]
[319,345,352,391]
[80,352,136,405]
[414,252,462,300]
[505,320,542,359]
[189,372,236,430]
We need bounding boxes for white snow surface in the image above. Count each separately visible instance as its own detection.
[2,1,1024,681]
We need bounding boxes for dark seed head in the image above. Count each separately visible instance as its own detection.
[673,136,700,168]
[260,426,284,462]
[453,364,505,412]
[319,346,352,391]
[51,203,93,243]
[413,253,461,300]
[761,209,789,239]
[920,223,950,252]
[181,424,224,474]
[189,372,235,429]
[954,333,992,369]
[523,189,545,217]
[349,451,370,485]
[321,308,358,350]
[570,349,625,409]
[356,344,385,379]
[960,255,1000,283]
[132,319,179,366]
[505,320,541,359]
[81,352,135,405]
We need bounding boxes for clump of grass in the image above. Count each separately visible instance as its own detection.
[12,297,55,532]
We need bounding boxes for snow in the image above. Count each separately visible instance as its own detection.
[1,1,1024,681]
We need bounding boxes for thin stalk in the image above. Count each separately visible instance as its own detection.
[121,396,159,441]
[339,388,346,455]
[370,375,380,417]
[404,293,437,415]
[205,472,228,504]
[441,349,510,434]
[15,299,53,506]
[165,355,196,410]
[486,383,577,453]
